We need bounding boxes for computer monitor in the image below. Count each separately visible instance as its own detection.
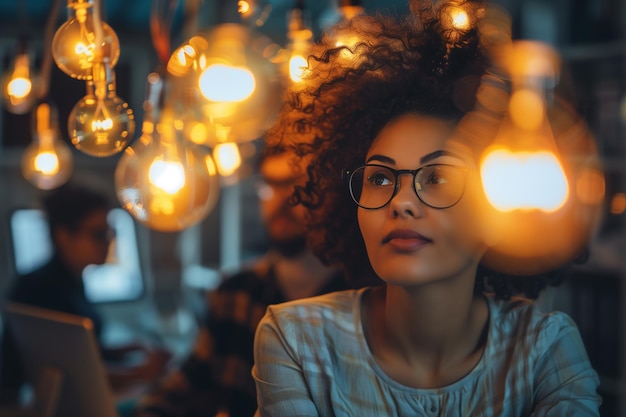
[8,208,144,304]
[3,302,118,417]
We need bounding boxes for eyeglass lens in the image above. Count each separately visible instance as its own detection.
[349,164,465,209]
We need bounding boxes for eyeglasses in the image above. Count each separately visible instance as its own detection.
[344,163,467,210]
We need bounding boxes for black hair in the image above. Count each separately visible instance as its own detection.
[42,183,110,240]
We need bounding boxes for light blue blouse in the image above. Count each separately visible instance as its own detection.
[253,288,601,416]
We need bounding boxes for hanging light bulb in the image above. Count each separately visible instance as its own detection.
[167,24,282,147]
[438,0,484,43]
[2,39,38,114]
[52,0,120,80]
[68,57,134,157]
[283,0,313,85]
[480,41,569,214]
[459,14,605,276]
[22,101,74,190]
[319,0,366,64]
[238,0,273,28]
[115,73,220,232]
[213,126,241,177]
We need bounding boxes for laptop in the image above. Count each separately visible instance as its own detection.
[3,302,119,417]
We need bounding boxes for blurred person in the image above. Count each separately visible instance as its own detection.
[252,1,602,416]
[0,183,170,405]
[132,148,348,417]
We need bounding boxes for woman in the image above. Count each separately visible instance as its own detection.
[252,1,601,415]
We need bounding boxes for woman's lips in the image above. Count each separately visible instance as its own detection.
[382,229,432,251]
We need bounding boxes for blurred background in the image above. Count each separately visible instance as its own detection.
[0,0,624,415]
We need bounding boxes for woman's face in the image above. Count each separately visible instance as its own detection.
[357,113,488,287]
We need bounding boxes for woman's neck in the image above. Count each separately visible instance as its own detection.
[363,275,489,388]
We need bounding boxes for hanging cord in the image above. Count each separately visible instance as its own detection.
[151,0,180,65]
[181,0,201,42]
[38,0,63,100]
[93,0,104,57]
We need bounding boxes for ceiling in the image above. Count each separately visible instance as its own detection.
[0,0,411,47]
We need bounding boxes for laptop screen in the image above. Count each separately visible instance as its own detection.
[3,302,119,417]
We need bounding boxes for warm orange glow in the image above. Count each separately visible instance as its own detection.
[289,54,307,83]
[214,142,242,176]
[198,64,256,102]
[238,0,251,15]
[68,62,134,157]
[22,102,73,190]
[449,7,470,30]
[34,151,60,175]
[52,5,120,80]
[7,77,32,99]
[205,154,218,176]
[115,122,220,232]
[148,158,186,194]
[188,122,208,145]
[334,34,363,60]
[509,89,544,131]
[610,193,626,215]
[576,168,605,206]
[481,149,569,212]
[506,41,559,81]
[167,24,283,145]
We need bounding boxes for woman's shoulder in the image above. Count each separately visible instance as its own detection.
[267,288,364,318]
[488,295,575,324]
[486,294,581,350]
[260,288,366,339]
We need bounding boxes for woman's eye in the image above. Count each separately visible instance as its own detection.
[425,168,449,185]
[368,172,393,186]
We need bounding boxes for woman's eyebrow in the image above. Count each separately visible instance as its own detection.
[366,150,460,165]
[366,154,395,164]
[420,150,459,164]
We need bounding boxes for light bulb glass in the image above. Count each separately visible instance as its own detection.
[69,61,134,157]
[52,0,120,80]
[22,102,74,190]
[167,24,282,147]
[458,37,604,276]
[2,48,38,114]
[114,116,220,232]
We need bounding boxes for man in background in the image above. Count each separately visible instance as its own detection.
[133,148,348,417]
[0,183,169,405]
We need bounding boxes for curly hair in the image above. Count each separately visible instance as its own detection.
[265,0,571,299]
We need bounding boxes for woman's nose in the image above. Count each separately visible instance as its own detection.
[389,175,424,218]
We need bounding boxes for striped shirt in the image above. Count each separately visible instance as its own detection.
[253,288,601,416]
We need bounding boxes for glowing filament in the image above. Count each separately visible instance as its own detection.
[149,159,186,194]
[289,54,307,83]
[92,117,113,131]
[34,152,60,175]
[7,78,32,99]
[481,149,569,213]
[450,8,470,30]
[198,64,256,102]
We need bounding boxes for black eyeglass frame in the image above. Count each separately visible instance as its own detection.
[343,163,467,210]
